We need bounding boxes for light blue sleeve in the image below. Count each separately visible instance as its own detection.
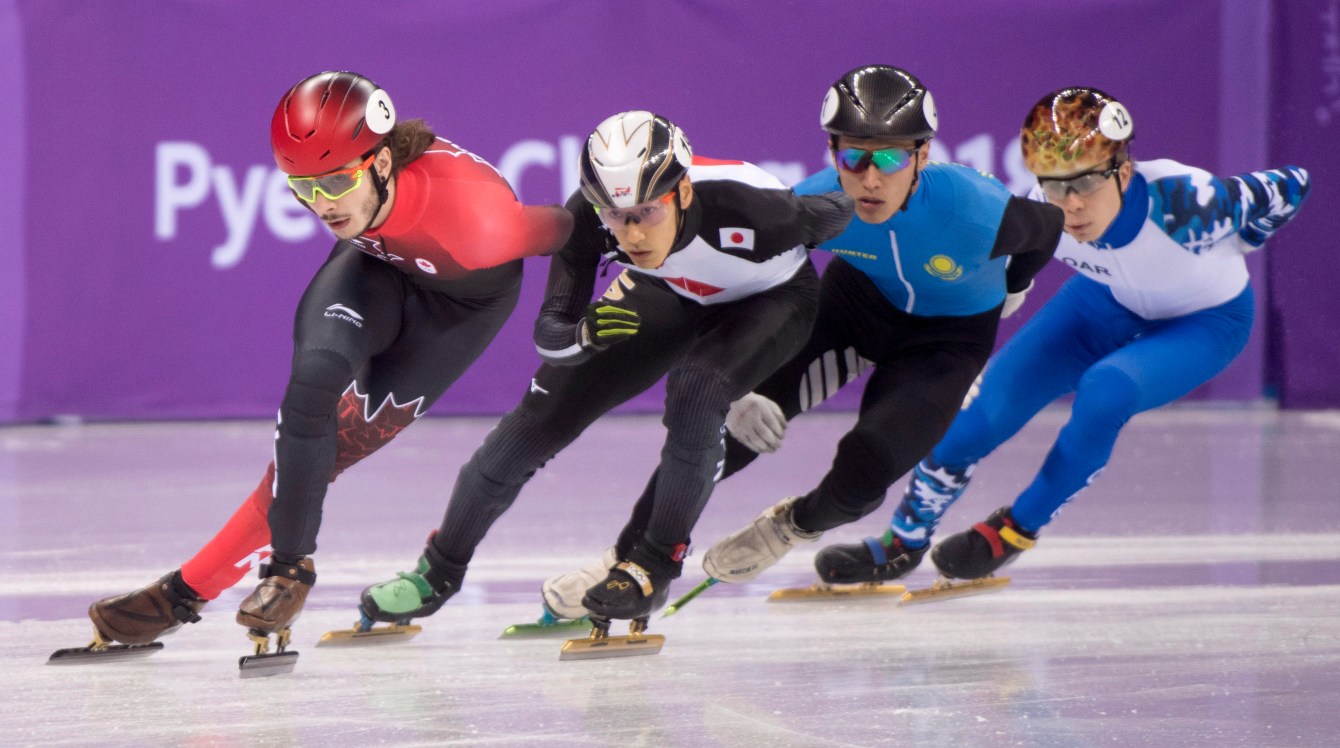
[792,168,841,197]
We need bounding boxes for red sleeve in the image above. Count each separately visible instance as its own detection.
[439,180,574,270]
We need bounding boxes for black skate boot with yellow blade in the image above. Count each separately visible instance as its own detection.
[932,506,1037,580]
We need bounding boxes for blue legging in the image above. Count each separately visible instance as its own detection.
[931,274,1254,532]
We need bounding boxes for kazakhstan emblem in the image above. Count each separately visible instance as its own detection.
[924,254,963,280]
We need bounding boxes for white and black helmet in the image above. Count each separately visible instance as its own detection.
[579,111,693,209]
[821,65,938,142]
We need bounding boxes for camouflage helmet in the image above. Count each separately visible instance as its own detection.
[1020,87,1133,177]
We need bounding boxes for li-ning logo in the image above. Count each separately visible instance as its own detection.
[324,304,364,328]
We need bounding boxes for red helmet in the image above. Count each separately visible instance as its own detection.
[270,71,397,176]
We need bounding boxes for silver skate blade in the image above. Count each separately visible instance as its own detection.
[767,582,907,602]
[47,641,164,664]
[316,623,422,647]
[237,650,299,678]
[899,576,1010,605]
[559,633,665,661]
[500,617,590,639]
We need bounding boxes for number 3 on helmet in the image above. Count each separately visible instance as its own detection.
[270,71,397,177]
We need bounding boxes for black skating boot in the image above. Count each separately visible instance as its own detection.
[582,539,682,620]
[931,506,1037,580]
[582,561,673,620]
[813,532,928,585]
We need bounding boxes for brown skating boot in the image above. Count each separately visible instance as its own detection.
[236,557,316,634]
[236,558,315,678]
[88,570,206,645]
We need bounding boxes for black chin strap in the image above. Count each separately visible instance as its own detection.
[1114,166,1127,212]
[671,189,686,245]
[898,151,923,213]
[357,163,392,236]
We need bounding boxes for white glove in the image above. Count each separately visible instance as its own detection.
[726,392,787,454]
[1001,280,1033,319]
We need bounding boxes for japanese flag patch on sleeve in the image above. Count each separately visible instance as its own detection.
[719,227,756,251]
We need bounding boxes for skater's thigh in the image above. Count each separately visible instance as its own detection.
[292,244,407,364]
[974,276,1137,422]
[362,270,522,409]
[1086,288,1254,413]
[519,281,694,438]
[751,266,874,417]
[683,264,820,400]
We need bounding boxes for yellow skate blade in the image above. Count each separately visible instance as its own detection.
[238,650,299,678]
[47,641,164,664]
[559,633,665,661]
[767,582,907,602]
[500,617,591,639]
[316,623,422,647]
[899,576,1010,606]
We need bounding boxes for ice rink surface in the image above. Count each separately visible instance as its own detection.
[2,406,1338,747]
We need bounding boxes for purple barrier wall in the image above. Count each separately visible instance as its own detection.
[1269,0,1340,409]
[2,0,1322,423]
[1,0,24,421]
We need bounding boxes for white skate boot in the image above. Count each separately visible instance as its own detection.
[542,546,618,620]
[703,496,822,582]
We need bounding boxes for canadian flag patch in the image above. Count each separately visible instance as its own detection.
[719,227,755,251]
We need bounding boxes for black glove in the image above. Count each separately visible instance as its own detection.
[581,299,640,349]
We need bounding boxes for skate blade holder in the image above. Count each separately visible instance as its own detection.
[767,582,908,602]
[500,615,591,639]
[899,576,1010,606]
[238,628,299,679]
[316,621,423,647]
[48,629,165,664]
[559,619,664,661]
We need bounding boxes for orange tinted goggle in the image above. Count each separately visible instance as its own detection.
[288,153,375,202]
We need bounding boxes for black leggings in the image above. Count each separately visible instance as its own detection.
[617,256,999,547]
[431,262,820,579]
[268,243,521,557]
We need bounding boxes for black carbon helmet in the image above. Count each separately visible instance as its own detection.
[821,65,938,142]
[580,111,693,209]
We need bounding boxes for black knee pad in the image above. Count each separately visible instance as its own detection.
[280,349,355,437]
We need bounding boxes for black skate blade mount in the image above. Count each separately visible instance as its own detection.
[47,641,164,664]
[767,582,907,602]
[238,650,299,678]
[899,576,1010,605]
[317,622,422,647]
[559,618,664,661]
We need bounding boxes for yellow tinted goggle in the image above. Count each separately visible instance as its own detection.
[288,153,375,202]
